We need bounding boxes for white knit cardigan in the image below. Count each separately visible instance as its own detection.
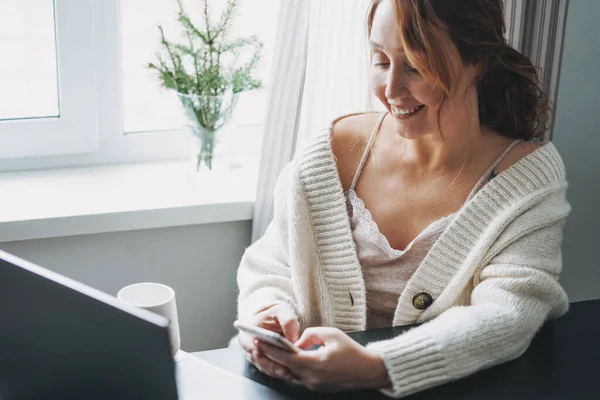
[237,128,571,398]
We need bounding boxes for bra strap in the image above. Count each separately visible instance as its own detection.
[349,111,388,191]
[465,139,523,202]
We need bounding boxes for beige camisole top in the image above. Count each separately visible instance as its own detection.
[345,112,521,328]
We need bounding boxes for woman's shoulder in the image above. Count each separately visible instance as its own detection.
[285,113,378,189]
[279,113,384,214]
[329,112,383,191]
[481,140,568,219]
[501,140,566,184]
[494,140,543,175]
[480,126,566,183]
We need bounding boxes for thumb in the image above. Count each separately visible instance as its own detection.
[276,305,300,342]
[294,327,336,350]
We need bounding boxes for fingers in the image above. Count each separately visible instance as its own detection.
[252,303,299,341]
[237,332,258,354]
[295,328,325,350]
[257,327,359,392]
[240,335,294,380]
[238,302,301,382]
[295,327,340,350]
[258,341,300,369]
[259,341,327,390]
[246,344,294,380]
[250,310,282,333]
[251,303,299,339]
[276,305,300,342]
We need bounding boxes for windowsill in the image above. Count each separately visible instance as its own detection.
[0,159,257,243]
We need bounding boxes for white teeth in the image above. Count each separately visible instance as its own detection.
[393,105,423,115]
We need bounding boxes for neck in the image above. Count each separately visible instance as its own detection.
[389,113,486,173]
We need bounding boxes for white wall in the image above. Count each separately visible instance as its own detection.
[552,0,600,302]
[0,221,252,352]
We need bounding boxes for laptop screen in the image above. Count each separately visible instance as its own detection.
[0,250,178,400]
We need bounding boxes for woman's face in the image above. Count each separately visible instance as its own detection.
[369,0,476,139]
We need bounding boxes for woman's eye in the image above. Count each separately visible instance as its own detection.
[373,61,389,68]
[405,64,419,75]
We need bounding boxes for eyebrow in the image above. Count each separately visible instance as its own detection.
[368,39,405,54]
[368,40,384,49]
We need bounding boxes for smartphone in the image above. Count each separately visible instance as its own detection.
[233,321,299,353]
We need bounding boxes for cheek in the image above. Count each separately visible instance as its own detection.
[409,82,439,108]
[370,72,388,104]
[438,93,471,126]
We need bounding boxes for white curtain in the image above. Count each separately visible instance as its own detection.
[295,0,377,149]
[251,0,376,243]
[250,0,310,242]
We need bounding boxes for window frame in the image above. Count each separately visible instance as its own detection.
[0,0,99,160]
[0,0,270,173]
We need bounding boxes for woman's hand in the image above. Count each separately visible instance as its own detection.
[237,303,299,380]
[257,327,391,392]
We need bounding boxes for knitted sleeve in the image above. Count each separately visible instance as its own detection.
[236,163,300,322]
[366,218,569,398]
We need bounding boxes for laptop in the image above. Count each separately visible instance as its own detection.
[0,249,289,400]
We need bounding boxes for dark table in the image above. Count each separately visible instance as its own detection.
[194,299,600,399]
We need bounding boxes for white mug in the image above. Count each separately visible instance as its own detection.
[117,282,181,357]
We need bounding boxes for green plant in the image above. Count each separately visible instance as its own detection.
[148,0,263,170]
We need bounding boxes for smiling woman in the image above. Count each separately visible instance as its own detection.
[236,0,571,398]
[367,0,549,141]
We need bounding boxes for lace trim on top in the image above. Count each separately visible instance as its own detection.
[344,109,523,258]
[347,189,454,258]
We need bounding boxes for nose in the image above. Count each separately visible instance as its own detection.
[385,65,410,100]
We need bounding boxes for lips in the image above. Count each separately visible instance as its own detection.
[390,104,425,119]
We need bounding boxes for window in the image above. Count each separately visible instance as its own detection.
[0,0,97,161]
[0,0,59,121]
[120,0,184,134]
[119,0,279,166]
[0,0,279,171]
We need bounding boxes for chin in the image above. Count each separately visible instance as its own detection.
[391,119,428,140]
[386,104,434,139]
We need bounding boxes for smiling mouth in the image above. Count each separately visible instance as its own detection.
[391,104,425,119]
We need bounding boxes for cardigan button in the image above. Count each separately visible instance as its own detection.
[412,292,433,310]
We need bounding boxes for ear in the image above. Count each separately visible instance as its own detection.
[466,62,481,78]
[463,62,483,87]
[474,62,485,79]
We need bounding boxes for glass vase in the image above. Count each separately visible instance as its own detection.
[176,91,240,171]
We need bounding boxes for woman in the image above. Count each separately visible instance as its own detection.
[237,0,570,397]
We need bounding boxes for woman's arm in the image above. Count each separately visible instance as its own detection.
[366,218,569,398]
[236,163,300,322]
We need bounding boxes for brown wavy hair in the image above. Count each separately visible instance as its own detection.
[367,0,550,140]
